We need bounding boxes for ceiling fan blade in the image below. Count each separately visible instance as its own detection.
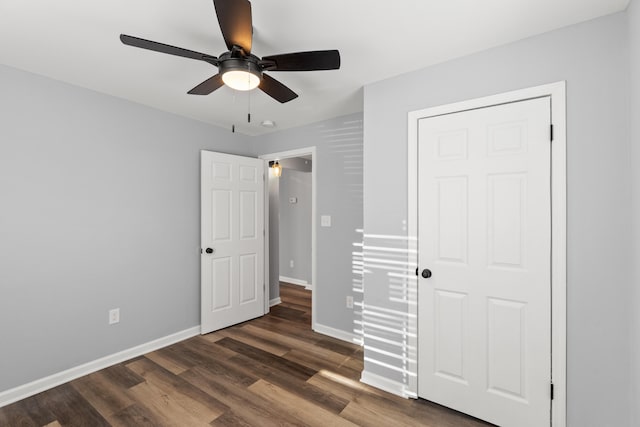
[188,74,225,95]
[213,0,252,54]
[261,50,340,71]
[259,74,298,103]
[120,34,218,65]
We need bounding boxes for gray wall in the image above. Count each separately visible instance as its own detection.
[252,113,363,333]
[0,64,251,393]
[629,0,640,425]
[268,170,280,301]
[363,12,633,427]
[278,168,312,284]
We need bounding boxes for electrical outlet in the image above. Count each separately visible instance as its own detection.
[346,296,354,309]
[109,308,120,325]
[290,259,294,268]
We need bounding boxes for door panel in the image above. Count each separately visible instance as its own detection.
[418,97,551,427]
[436,177,468,263]
[434,290,467,384]
[488,173,526,268]
[487,297,527,400]
[201,151,265,334]
[239,253,257,303]
[211,257,232,310]
[239,191,257,239]
[212,190,231,241]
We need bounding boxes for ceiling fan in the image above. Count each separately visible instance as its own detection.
[120,0,340,103]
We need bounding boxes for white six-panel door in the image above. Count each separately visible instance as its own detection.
[201,151,264,334]
[417,97,552,426]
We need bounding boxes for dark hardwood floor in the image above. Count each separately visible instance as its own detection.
[0,283,490,426]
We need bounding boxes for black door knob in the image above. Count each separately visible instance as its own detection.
[421,269,432,279]
[205,248,214,254]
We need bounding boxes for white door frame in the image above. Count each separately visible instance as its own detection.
[259,146,317,329]
[407,81,566,427]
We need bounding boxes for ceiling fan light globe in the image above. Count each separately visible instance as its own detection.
[222,70,260,91]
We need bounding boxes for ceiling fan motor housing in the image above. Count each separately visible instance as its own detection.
[217,52,263,80]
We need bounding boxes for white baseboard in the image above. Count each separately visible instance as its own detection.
[279,276,309,287]
[360,370,409,398]
[314,323,362,346]
[0,326,200,408]
[269,297,282,307]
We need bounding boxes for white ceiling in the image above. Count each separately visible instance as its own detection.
[0,0,629,136]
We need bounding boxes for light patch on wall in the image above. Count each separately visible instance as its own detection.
[355,230,418,397]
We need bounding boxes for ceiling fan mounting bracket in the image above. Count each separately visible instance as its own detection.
[229,45,248,58]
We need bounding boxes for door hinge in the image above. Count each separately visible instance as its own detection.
[550,382,554,400]
[550,124,554,142]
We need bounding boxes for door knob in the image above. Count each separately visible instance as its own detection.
[205,248,215,254]
[421,269,432,279]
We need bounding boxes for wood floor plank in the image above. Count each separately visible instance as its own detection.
[241,323,319,350]
[10,393,58,426]
[150,336,236,374]
[307,371,375,402]
[144,349,191,375]
[0,402,38,427]
[70,371,134,418]
[340,352,366,372]
[35,383,110,427]
[180,367,299,427]
[268,304,308,322]
[280,295,311,307]
[215,337,317,381]
[198,329,228,343]
[208,411,255,427]
[158,342,260,388]
[100,363,145,389]
[343,392,492,427]
[126,357,227,422]
[248,379,358,427]
[409,399,494,427]
[250,313,318,341]
[225,351,350,415]
[108,403,165,427]
[341,397,423,427]
[214,325,291,356]
[316,336,361,356]
[283,349,361,381]
[125,381,213,427]
[178,336,239,361]
[279,295,312,309]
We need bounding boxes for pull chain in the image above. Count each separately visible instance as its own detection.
[247,65,252,123]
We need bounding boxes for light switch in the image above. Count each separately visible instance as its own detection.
[289,197,297,204]
[321,215,332,227]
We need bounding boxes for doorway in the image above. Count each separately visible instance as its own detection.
[407,82,567,427]
[260,147,317,329]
